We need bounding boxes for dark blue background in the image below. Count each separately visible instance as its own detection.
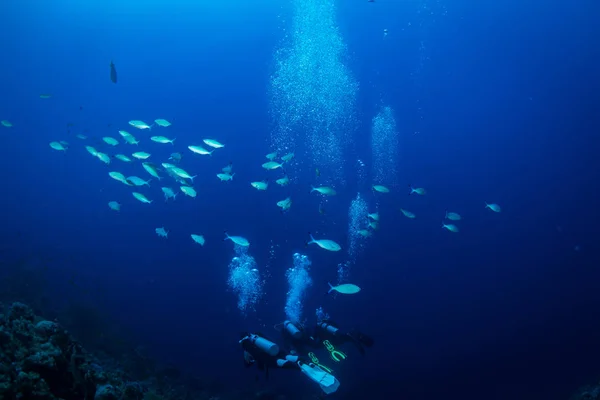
[0,0,598,398]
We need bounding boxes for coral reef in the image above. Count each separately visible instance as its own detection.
[572,383,600,400]
[0,301,215,400]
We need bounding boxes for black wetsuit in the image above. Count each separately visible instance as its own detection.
[312,321,374,356]
[280,325,321,355]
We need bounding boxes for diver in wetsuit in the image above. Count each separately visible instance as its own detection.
[239,332,341,394]
[240,332,301,377]
[274,320,321,355]
[275,318,374,359]
[313,319,374,356]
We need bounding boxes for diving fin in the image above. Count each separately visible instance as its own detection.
[349,329,374,348]
[299,362,340,394]
[357,332,374,347]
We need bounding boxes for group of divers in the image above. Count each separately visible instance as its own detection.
[239,317,374,395]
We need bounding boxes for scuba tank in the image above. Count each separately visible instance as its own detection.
[247,333,280,356]
[283,320,303,339]
[317,321,340,336]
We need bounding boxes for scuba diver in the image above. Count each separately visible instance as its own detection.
[275,319,374,358]
[274,320,321,355]
[313,319,374,356]
[239,332,340,395]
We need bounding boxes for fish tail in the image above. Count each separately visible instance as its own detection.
[327,282,335,294]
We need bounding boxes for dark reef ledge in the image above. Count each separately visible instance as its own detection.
[0,301,226,400]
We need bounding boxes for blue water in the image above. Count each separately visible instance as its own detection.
[1,0,599,398]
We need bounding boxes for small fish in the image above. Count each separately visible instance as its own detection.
[119,131,139,145]
[311,186,336,196]
[170,166,196,181]
[154,119,171,127]
[217,173,235,181]
[132,192,152,204]
[188,145,214,156]
[132,152,151,160]
[169,152,182,162]
[277,197,292,212]
[203,139,224,149]
[161,188,178,203]
[0,120,12,128]
[39,94,52,99]
[49,141,67,152]
[108,201,121,211]
[442,223,459,233]
[127,176,151,187]
[142,162,162,180]
[262,161,283,170]
[445,210,461,221]
[409,185,426,195]
[151,136,175,145]
[102,137,119,146]
[110,60,117,83]
[155,227,169,238]
[372,185,390,193]
[276,176,289,186]
[265,152,278,160]
[368,220,379,230]
[180,185,197,198]
[358,229,372,237]
[114,154,132,163]
[315,168,320,178]
[328,282,361,295]
[485,203,501,213]
[85,146,98,157]
[251,180,269,191]
[96,152,111,164]
[367,212,379,221]
[224,231,250,247]
[108,171,131,185]
[76,134,87,140]
[400,209,415,219]
[281,152,294,162]
[161,187,177,201]
[128,120,152,130]
[191,234,205,246]
[307,233,341,251]
[222,162,233,174]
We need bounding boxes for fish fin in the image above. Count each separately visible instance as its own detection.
[306,232,315,247]
[327,282,335,294]
[171,138,176,145]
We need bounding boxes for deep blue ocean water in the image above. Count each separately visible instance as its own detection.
[1,0,599,399]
